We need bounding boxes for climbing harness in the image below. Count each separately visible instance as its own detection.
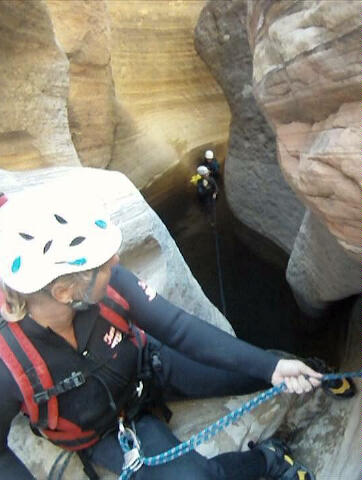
[0,283,146,480]
[117,369,362,479]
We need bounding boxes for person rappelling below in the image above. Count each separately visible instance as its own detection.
[195,165,218,221]
[201,149,220,180]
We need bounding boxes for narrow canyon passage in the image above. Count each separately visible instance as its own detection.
[144,172,353,368]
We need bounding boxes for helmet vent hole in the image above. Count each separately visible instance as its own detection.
[95,219,107,229]
[54,214,67,224]
[69,236,85,247]
[43,240,53,254]
[12,257,21,273]
[19,232,34,240]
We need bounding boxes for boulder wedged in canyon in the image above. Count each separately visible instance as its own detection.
[194,0,305,254]
[246,0,361,306]
[286,210,362,315]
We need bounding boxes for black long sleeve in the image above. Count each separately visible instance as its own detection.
[111,266,280,383]
[0,362,35,479]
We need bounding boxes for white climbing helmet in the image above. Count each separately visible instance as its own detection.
[0,188,122,294]
[197,166,210,176]
[204,150,214,160]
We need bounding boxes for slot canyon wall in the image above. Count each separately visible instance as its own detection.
[194,0,361,315]
[0,0,230,193]
[0,1,361,479]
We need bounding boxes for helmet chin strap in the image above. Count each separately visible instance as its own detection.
[70,268,99,311]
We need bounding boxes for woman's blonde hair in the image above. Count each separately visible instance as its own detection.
[1,269,94,322]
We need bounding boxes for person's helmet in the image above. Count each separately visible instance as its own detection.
[204,150,214,160]
[197,166,210,176]
[0,188,122,294]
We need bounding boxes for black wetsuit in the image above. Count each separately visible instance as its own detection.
[201,158,220,179]
[0,264,280,479]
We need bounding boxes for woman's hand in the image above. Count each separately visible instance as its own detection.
[271,359,323,394]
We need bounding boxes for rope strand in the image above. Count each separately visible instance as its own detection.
[118,370,362,479]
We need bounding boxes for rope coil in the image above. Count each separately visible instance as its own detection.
[118,370,362,479]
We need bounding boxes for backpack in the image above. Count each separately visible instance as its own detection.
[0,284,146,452]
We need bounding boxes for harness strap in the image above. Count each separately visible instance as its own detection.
[42,417,99,451]
[33,371,86,405]
[0,282,146,454]
[0,319,58,429]
[99,285,146,348]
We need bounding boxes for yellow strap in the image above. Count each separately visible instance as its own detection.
[329,378,351,395]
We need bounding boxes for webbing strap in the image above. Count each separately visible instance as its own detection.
[0,320,58,428]
[99,286,146,348]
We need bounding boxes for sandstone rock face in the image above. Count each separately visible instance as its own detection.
[195,0,305,253]
[246,0,361,307]
[107,0,230,194]
[0,0,80,170]
[0,1,230,198]
[286,210,361,315]
[45,0,116,169]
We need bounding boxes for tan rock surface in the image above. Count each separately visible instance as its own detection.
[0,0,230,198]
[108,0,230,192]
[0,0,80,170]
[45,0,116,168]
[247,0,361,262]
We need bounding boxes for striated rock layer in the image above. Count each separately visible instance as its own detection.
[246,0,361,309]
[0,0,230,199]
[108,0,230,195]
[45,0,116,169]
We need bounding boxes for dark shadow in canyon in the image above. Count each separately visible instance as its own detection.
[143,164,354,368]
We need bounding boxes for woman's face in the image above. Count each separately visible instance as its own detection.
[88,254,119,302]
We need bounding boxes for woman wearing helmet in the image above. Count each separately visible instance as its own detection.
[196,165,219,220]
[0,188,320,480]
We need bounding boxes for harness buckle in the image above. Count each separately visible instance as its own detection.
[67,371,86,387]
[33,371,86,404]
[33,390,50,404]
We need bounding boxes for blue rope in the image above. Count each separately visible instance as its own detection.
[118,370,361,479]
